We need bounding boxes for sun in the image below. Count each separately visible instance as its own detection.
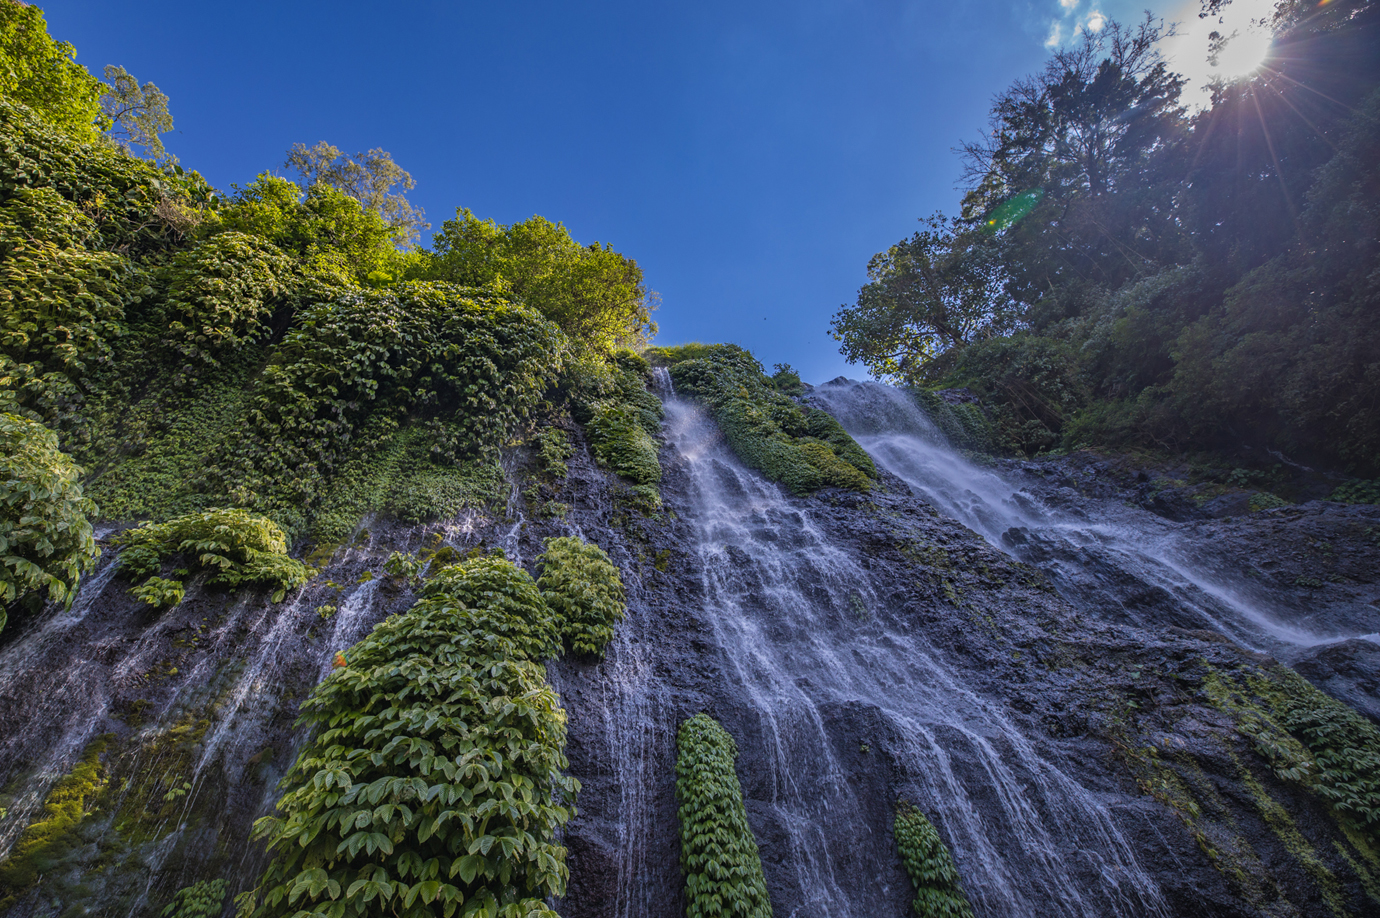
[1212,26,1274,81]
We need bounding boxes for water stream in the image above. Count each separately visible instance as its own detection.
[808,380,1378,653]
[659,390,1167,918]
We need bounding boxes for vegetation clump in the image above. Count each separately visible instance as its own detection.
[114,507,309,605]
[244,555,575,918]
[537,536,626,656]
[653,343,875,495]
[1330,479,1380,505]
[674,713,773,918]
[565,348,663,506]
[0,411,97,630]
[161,879,228,918]
[893,799,974,918]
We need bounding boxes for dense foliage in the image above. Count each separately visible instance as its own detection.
[246,556,576,918]
[571,349,663,506]
[0,412,97,630]
[674,713,773,918]
[536,536,626,656]
[113,508,309,607]
[893,800,974,918]
[653,343,875,494]
[0,1,105,137]
[423,208,656,352]
[832,2,1380,470]
[161,879,228,918]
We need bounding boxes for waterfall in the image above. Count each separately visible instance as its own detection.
[808,380,1378,653]
[659,393,1167,918]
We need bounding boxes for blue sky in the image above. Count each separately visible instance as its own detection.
[44,0,1229,383]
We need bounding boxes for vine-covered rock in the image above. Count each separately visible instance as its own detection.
[655,343,874,495]
[0,411,97,629]
[537,536,626,656]
[246,556,575,918]
[113,507,309,605]
[674,713,773,918]
[893,800,973,918]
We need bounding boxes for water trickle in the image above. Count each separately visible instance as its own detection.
[809,380,1372,651]
[660,394,1167,918]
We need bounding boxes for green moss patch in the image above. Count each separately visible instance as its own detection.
[653,343,875,495]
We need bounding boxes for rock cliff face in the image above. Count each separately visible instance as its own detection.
[2,380,1379,918]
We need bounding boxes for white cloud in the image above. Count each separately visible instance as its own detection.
[1059,0,1079,10]
[1045,20,1064,49]
[1084,9,1106,32]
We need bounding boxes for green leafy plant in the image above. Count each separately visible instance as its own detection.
[161,878,229,918]
[893,799,974,918]
[244,556,575,918]
[0,412,98,630]
[1330,479,1380,505]
[114,507,309,603]
[537,536,626,656]
[130,574,184,609]
[654,344,875,495]
[674,713,773,918]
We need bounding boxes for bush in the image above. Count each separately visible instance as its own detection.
[674,713,773,918]
[537,536,626,656]
[161,879,228,918]
[245,556,575,918]
[114,507,309,603]
[665,344,875,495]
[0,412,97,630]
[893,800,974,918]
[1330,479,1380,505]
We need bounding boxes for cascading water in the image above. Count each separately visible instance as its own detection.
[808,379,1380,654]
[657,391,1167,918]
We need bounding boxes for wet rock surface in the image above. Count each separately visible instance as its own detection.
[2,397,1379,918]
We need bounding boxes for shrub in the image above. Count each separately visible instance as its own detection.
[161,879,228,918]
[571,348,663,505]
[537,536,626,656]
[0,412,97,630]
[245,556,575,918]
[894,800,974,918]
[674,713,773,918]
[665,344,875,495]
[586,401,661,486]
[114,507,309,603]
[1330,479,1380,505]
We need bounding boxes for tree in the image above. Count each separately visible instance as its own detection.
[0,0,106,135]
[830,215,1017,384]
[426,208,656,352]
[958,14,1187,313]
[100,64,173,163]
[285,141,428,244]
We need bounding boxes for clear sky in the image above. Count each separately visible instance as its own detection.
[41,0,1250,383]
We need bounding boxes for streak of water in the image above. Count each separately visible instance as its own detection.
[663,394,1166,918]
[809,380,1374,650]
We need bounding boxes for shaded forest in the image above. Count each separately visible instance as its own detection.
[832,0,1380,474]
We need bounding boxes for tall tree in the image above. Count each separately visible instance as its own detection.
[830,216,1016,384]
[100,65,173,163]
[285,142,428,244]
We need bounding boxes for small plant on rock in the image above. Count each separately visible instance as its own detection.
[894,799,974,918]
[537,536,626,656]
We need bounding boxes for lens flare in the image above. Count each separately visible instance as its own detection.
[984,188,1044,232]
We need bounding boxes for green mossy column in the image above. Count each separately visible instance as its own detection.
[675,713,773,918]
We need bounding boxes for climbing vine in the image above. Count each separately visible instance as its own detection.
[893,799,974,918]
[245,556,575,918]
[537,535,626,656]
[674,713,773,918]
